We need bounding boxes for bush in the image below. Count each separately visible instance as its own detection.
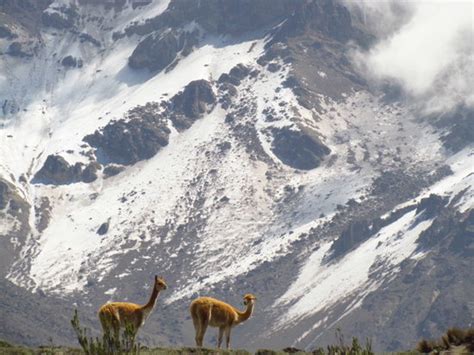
[312,328,374,355]
[416,327,474,353]
[71,309,140,354]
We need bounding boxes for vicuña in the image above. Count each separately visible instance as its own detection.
[190,293,257,349]
[98,275,167,341]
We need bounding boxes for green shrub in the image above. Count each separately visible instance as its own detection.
[70,309,139,354]
[312,328,374,355]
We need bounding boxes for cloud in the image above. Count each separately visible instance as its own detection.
[347,0,474,113]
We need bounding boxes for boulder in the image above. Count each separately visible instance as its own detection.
[270,127,330,170]
[97,221,109,235]
[169,80,216,130]
[61,55,82,68]
[34,155,77,184]
[33,155,98,185]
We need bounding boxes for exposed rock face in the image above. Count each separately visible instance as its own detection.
[78,32,100,47]
[124,0,356,72]
[34,155,78,184]
[273,0,353,42]
[124,0,352,39]
[84,103,171,165]
[330,219,372,257]
[0,0,53,34]
[169,79,216,130]
[123,0,292,37]
[0,24,16,39]
[128,29,198,72]
[103,164,125,178]
[218,64,251,86]
[7,42,32,58]
[33,155,99,185]
[416,194,447,218]
[81,162,100,183]
[0,180,11,210]
[270,127,330,170]
[61,55,82,68]
[41,5,78,29]
[417,202,474,256]
[0,175,29,219]
[431,105,474,153]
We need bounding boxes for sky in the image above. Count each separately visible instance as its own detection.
[345,0,474,113]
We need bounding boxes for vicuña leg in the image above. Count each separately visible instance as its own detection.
[197,317,209,347]
[225,326,232,349]
[217,326,225,348]
[192,316,201,346]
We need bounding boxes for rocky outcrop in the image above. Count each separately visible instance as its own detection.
[123,0,356,42]
[103,164,125,178]
[270,127,330,170]
[81,162,100,183]
[78,33,100,47]
[416,194,447,218]
[0,0,53,34]
[218,64,251,86]
[33,155,100,185]
[85,82,215,165]
[41,5,78,29]
[431,105,474,153]
[0,24,16,39]
[7,42,32,58]
[330,219,373,258]
[128,29,198,72]
[61,55,83,68]
[168,80,216,130]
[84,103,171,165]
[0,180,12,211]
[416,204,473,256]
[0,178,29,217]
[272,0,354,42]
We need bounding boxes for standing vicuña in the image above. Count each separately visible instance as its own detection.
[98,275,167,341]
[190,293,256,349]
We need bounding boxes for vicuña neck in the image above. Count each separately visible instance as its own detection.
[236,303,254,324]
[142,286,160,312]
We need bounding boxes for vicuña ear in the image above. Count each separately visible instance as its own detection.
[155,275,158,281]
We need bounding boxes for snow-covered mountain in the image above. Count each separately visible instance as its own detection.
[0,0,472,351]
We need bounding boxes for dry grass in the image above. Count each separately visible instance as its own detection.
[416,327,474,354]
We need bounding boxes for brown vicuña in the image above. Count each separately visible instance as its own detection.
[98,275,167,341]
[190,293,257,349]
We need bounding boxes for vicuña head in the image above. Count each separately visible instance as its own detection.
[190,293,257,349]
[98,275,167,341]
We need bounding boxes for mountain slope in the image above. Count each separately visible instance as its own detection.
[0,0,472,350]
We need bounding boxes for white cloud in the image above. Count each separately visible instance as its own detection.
[348,0,474,113]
